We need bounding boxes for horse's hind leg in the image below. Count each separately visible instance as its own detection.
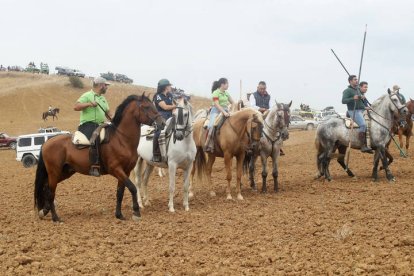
[235,154,244,200]
[142,164,154,206]
[115,182,126,220]
[337,147,355,177]
[46,181,61,222]
[133,158,144,208]
[381,148,395,182]
[224,153,233,200]
[372,150,381,182]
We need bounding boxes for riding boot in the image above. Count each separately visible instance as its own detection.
[359,132,373,153]
[204,128,214,153]
[89,143,100,176]
[152,135,162,163]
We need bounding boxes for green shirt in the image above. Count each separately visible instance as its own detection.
[342,85,365,111]
[212,89,230,107]
[77,90,109,125]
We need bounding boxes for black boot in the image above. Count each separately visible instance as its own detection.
[89,144,100,176]
[359,132,373,153]
[152,132,162,162]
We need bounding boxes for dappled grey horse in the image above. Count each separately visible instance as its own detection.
[315,90,408,182]
[249,101,292,192]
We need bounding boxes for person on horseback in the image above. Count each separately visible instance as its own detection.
[342,75,373,153]
[74,76,111,176]
[48,105,53,115]
[152,79,176,162]
[204,78,234,152]
[249,81,273,113]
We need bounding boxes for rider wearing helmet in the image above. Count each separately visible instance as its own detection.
[152,79,176,162]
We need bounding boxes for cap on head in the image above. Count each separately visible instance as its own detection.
[392,84,401,91]
[93,77,111,85]
[158,79,172,87]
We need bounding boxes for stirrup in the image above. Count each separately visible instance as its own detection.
[89,165,101,177]
[360,146,373,154]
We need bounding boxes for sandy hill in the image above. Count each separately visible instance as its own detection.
[0,72,210,136]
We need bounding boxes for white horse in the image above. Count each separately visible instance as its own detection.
[248,102,292,192]
[133,99,196,212]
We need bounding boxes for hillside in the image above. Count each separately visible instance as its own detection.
[0,72,210,135]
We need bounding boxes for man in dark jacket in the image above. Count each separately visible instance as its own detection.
[342,75,372,153]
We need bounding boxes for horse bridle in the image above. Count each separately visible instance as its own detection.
[172,106,192,143]
[263,106,290,143]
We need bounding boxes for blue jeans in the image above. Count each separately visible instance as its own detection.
[208,107,227,129]
[348,110,366,132]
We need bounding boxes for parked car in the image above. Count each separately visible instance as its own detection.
[40,63,49,74]
[289,115,320,131]
[56,66,75,76]
[73,69,85,78]
[25,62,40,73]
[0,132,17,150]
[16,131,70,168]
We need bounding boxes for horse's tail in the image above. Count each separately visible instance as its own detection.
[193,147,207,187]
[243,151,252,176]
[34,149,48,211]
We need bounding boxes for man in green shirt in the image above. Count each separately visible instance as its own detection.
[74,76,112,176]
[342,75,372,153]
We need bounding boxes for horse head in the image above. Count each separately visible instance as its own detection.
[246,111,264,152]
[407,98,414,114]
[387,89,408,119]
[136,93,165,129]
[273,100,292,140]
[172,98,192,141]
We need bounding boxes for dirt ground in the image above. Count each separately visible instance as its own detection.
[0,73,413,275]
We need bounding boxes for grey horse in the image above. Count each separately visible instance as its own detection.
[315,90,407,182]
[249,101,292,192]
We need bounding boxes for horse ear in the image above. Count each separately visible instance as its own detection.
[387,88,391,95]
[142,91,146,98]
[288,100,292,108]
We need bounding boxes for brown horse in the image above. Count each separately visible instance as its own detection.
[34,95,165,222]
[192,108,263,200]
[393,99,414,155]
[42,108,60,121]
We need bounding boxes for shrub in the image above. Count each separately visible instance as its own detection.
[69,76,84,89]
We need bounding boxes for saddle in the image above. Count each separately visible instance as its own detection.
[141,117,176,162]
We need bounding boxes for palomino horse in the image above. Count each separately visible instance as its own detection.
[392,98,414,156]
[315,90,408,182]
[192,108,264,200]
[34,95,165,222]
[42,108,60,121]
[249,101,292,193]
[132,99,197,212]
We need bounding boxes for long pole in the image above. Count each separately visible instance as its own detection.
[345,25,368,169]
[331,49,350,76]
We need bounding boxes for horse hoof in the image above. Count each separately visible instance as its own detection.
[237,194,244,200]
[169,208,175,213]
[138,204,144,209]
[314,173,322,180]
[189,192,194,199]
[115,214,126,220]
[226,194,233,200]
[210,191,216,197]
[184,206,189,212]
[143,201,151,207]
[132,215,141,222]
[38,210,45,218]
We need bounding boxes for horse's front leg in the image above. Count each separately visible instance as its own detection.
[182,162,193,211]
[271,149,279,192]
[142,164,154,206]
[381,148,395,182]
[123,178,141,221]
[115,181,126,220]
[372,150,381,182]
[235,154,244,200]
[224,153,233,200]
[167,163,178,212]
[260,153,268,193]
[206,154,216,197]
[249,155,258,191]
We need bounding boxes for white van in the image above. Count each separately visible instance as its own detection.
[16,131,70,168]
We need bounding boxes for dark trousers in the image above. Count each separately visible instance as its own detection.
[153,129,161,156]
[78,122,99,140]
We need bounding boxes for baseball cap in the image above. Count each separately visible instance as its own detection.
[392,85,401,91]
[94,77,111,85]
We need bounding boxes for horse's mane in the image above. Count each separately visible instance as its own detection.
[112,94,150,127]
[370,94,388,109]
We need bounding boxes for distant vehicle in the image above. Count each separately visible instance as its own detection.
[289,115,320,131]
[56,66,75,76]
[73,69,85,78]
[16,131,70,168]
[100,72,115,81]
[115,73,133,84]
[7,66,24,72]
[319,114,342,122]
[0,132,17,150]
[25,62,40,73]
[40,63,49,74]
[38,127,62,133]
[315,109,340,121]
[0,65,6,71]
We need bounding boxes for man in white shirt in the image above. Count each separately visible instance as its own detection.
[249,81,273,113]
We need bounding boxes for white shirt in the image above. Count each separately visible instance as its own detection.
[249,92,274,110]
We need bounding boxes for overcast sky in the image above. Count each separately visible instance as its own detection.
[1,0,414,112]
